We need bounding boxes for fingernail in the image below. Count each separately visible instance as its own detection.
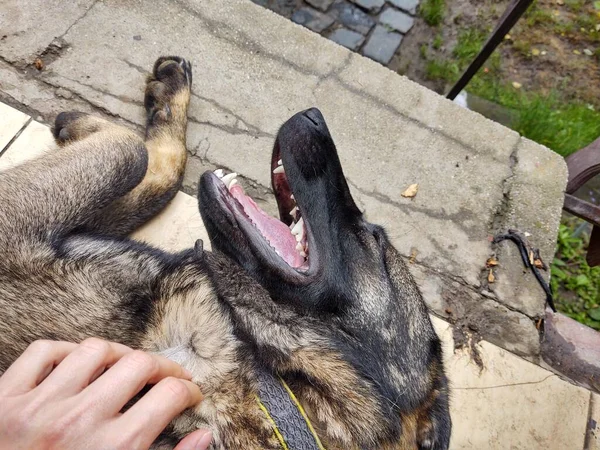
[182,368,193,380]
[194,430,212,450]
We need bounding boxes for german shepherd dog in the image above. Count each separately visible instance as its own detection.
[0,56,451,449]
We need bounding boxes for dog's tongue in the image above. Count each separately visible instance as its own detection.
[229,184,304,268]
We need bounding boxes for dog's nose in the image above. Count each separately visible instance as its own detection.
[302,108,324,127]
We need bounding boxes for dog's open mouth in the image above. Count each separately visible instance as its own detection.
[206,154,310,272]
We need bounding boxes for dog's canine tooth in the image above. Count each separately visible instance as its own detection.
[290,194,295,200]
[214,169,225,178]
[277,159,283,166]
[221,172,237,185]
[228,179,238,189]
[273,165,285,174]
[291,217,304,236]
[290,206,298,216]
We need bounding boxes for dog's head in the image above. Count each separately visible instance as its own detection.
[198,108,449,447]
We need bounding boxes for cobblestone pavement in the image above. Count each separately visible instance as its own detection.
[253,0,417,64]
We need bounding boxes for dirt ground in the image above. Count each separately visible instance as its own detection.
[391,0,600,106]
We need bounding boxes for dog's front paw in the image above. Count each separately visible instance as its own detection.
[144,56,192,140]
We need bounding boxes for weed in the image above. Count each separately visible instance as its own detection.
[420,44,428,59]
[552,219,600,330]
[453,28,487,62]
[420,0,445,27]
[433,33,443,50]
[425,59,459,82]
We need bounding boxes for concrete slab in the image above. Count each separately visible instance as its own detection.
[0,120,55,171]
[432,316,591,450]
[590,394,600,450]
[0,0,96,64]
[0,103,29,154]
[131,192,209,252]
[0,0,568,357]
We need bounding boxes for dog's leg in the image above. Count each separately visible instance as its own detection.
[77,56,192,236]
[0,114,147,250]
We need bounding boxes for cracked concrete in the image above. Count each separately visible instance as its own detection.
[0,0,567,357]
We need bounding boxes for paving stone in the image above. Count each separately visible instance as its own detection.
[590,394,600,450]
[329,28,365,50]
[348,0,385,14]
[361,24,403,64]
[430,317,591,449]
[330,1,376,35]
[0,103,29,153]
[379,7,415,33]
[291,7,335,33]
[0,120,55,171]
[305,0,335,12]
[131,191,209,252]
[386,0,419,14]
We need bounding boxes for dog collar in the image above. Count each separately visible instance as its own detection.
[255,367,326,450]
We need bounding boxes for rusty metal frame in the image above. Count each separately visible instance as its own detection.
[446,0,535,100]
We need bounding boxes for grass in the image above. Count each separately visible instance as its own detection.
[420,0,446,27]
[551,219,600,330]
[424,25,600,157]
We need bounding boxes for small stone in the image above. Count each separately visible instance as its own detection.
[583,48,593,56]
[379,7,414,34]
[305,0,335,12]
[541,50,547,55]
[329,28,365,50]
[386,0,419,15]
[55,87,73,99]
[596,24,600,31]
[531,48,540,56]
[291,7,335,33]
[504,34,512,40]
[133,35,142,41]
[512,81,522,89]
[362,25,403,64]
[330,2,375,35]
[349,0,385,13]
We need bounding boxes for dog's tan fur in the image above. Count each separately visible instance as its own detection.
[0,56,450,449]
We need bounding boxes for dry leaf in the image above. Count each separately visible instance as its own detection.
[34,58,44,71]
[504,34,512,40]
[573,49,581,55]
[401,183,419,198]
[512,81,522,89]
[584,49,593,56]
[409,248,418,264]
[534,258,544,269]
[531,48,540,56]
[486,257,498,267]
[488,269,495,284]
[556,0,564,4]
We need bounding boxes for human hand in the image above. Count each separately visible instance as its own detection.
[0,338,212,450]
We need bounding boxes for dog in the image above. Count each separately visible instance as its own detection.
[0,56,451,449]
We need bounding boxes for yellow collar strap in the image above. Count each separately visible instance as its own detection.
[255,367,325,450]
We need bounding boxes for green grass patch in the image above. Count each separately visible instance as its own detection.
[425,59,459,82]
[420,0,446,27]
[433,33,443,50]
[552,219,600,330]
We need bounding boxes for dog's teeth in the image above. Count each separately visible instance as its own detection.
[290,194,295,200]
[291,217,304,236]
[277,159,283,166]
[290,206,298,216]
[273,165,285,174]
[228,179,238,189]
[221,172,237,185]
[214,169,225,178]
[296,242,303,252]
[300,251,307,258]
